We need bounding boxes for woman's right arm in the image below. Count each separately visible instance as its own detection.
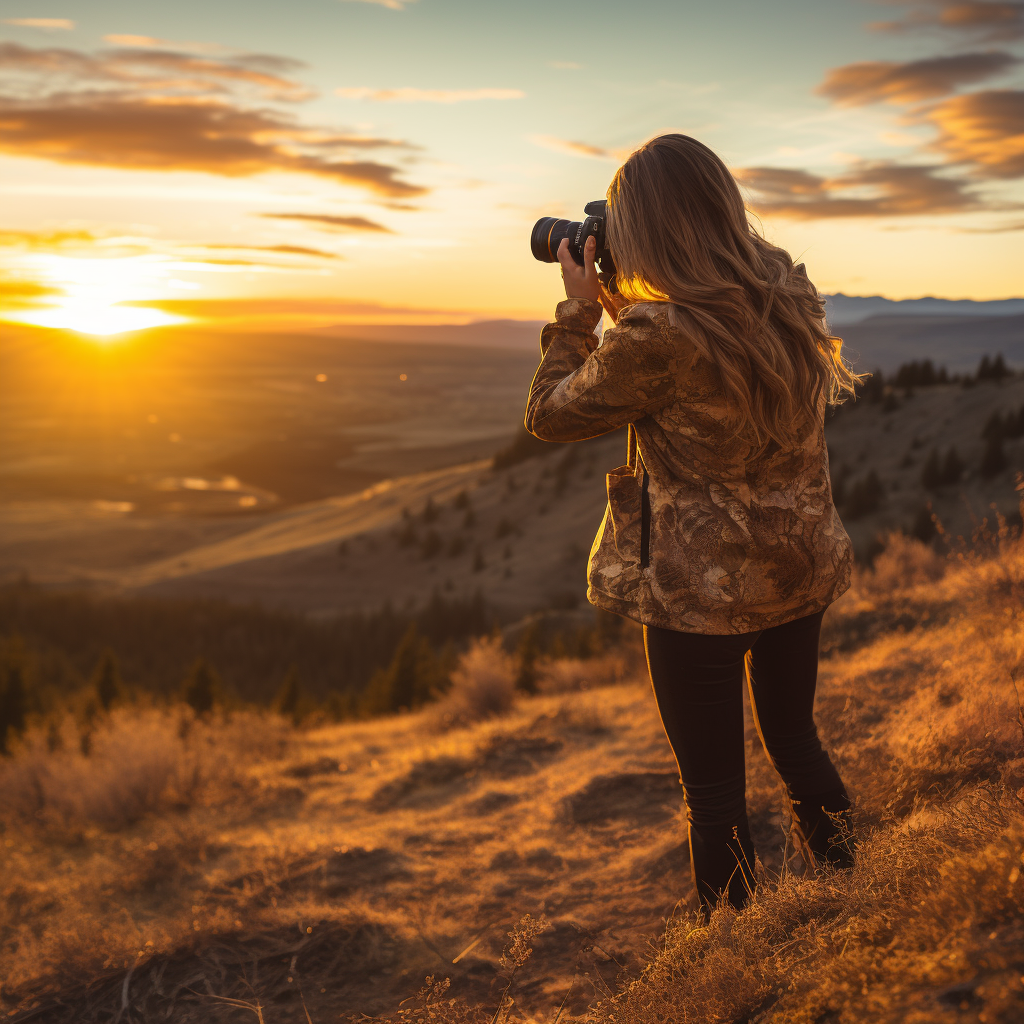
[524,300,697,443]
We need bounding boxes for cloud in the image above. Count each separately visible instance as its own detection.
[122,297,459,319]
[816,52,1019,105]
[261,212,393,232]
[337,86,524,102]
[241,243,342,258]
[235,244,343,258]
[923,88,1024,176]
[0,42,427,197]
[3,17,74,30]
[870,2,1024,41]
[0,40,310,101]
[102,34,233,53]
[736,161,982,217]
[0,97,425,195]
[952,218,1024,230]
[338,0,417,9]
[0,274,59,298]
[0,228,100,248]
[529,135,621,160]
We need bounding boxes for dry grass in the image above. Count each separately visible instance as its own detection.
[0,708,287,834]
[430,636,518,730]
[537,655,628,694]
[3,538,1024,1023]
[854,531,948,597]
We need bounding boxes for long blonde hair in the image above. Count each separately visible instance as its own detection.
[605,133,861,450]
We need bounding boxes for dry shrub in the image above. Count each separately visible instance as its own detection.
[430,637,516,730]
[856,532,946,598]
[0,707,273,831]
[536,653,627,694]
[530,696,610,736]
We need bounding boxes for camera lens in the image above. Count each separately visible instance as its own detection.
[531,217,578,263]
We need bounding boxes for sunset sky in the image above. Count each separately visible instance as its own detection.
[1,0,1022,334]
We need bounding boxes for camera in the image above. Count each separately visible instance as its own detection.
[531,200,617,274]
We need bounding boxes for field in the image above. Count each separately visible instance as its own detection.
[3,321,1024,622]
[2,528,1024,1023]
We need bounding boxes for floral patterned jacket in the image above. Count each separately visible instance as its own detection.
[525,296,852,634]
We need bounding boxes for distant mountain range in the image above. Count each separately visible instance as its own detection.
[322,319,548,350]
[322,295,1024,374]
[823,293,1024,326]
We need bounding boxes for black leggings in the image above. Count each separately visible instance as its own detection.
[644,609,847,911]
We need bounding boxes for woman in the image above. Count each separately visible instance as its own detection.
[525,134,860,913]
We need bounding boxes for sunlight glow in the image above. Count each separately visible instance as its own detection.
[3,254,191,336]
[6,303,185,336]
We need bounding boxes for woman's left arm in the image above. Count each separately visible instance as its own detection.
[525,297,696,443]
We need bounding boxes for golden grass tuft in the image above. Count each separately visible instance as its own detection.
[430,636,517,730]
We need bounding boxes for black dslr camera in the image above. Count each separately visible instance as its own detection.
[531,200,617,275]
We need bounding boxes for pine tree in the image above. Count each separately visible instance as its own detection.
[515,623,541,695]
[275,666,304,724]
[844,470,884,520]
[389,624,424,711]
[0,662,28,755]
[921,449,943,490]
[982,411,1006,442]
[1005,403,1024,440]
[941,447,965,485]
[360,625,442,714]
[182,658,220,717]
[90,649,122,712]
[980,435,1008,478]
[911,504,937,545]
[325,690,355,721]
[420,529,442,559]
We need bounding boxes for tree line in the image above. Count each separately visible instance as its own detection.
[0,582,624,753]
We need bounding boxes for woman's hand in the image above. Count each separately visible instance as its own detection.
[557,235,601,302]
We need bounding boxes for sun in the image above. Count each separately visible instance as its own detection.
[6,302,186,337]
[2,254,190,337]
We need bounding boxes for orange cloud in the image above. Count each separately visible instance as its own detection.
[0,228,100,248]
[338,0,417,9]
[3,17,74,30]
[209,243,343,259]
[0,275,59,300]
[924,88,1024,177]
[871,2,1024,41]
[529,135,621,160]
[737,162,982,218]
[337,86,524,102]
[260,212,392,232]
[0,40,311,101]
[816,52,1018,105]
[123,297,461,319]
[0,42,427,197]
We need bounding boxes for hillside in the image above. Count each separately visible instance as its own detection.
[2,528,1023,1023]
[3,320,1023,620]
[108,375,1024,615]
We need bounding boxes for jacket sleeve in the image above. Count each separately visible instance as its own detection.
[524,297,696,442]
